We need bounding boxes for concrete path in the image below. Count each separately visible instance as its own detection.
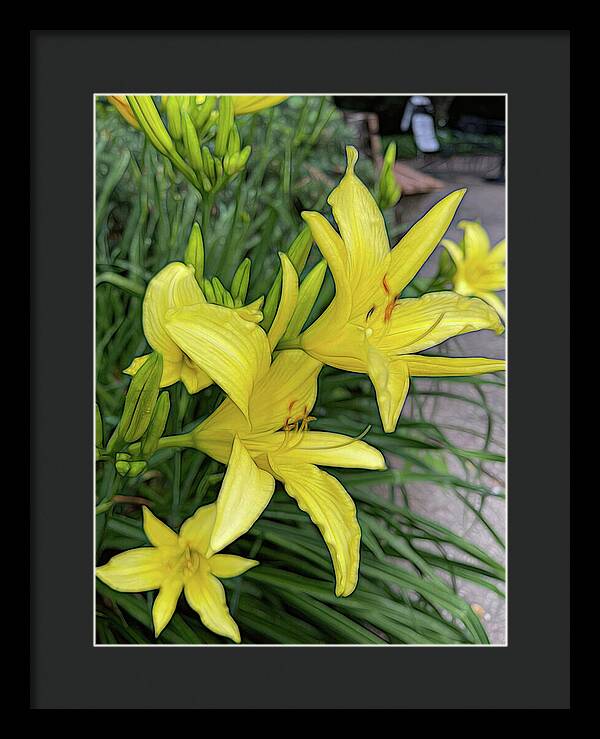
[396,173,506,644]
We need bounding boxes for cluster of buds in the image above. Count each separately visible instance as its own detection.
[102,352,170,477]
[127,95,250,194]
[183,222,250,308]
[376,142,402,210]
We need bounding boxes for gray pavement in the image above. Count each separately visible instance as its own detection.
[396,173,506,644]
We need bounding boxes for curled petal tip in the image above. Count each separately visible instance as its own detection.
[345,145,358,173]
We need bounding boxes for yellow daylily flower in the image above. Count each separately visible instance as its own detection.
[170,349,386,598]
[96,505,257,642]
[442,220,506,322]
[230,96,289,115]
[296,146,506,433]
[106,95,140,128]
[124,262,271,421]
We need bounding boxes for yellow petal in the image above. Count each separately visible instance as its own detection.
[232,95,288,115]
[209,554,259,579]
[274,431,386,470]
[440,238,464,267]
[142,506,178,548]
[142,262,205,384]
[327,146,390,313]
[270,459,361,597]
[165,302,271,423]
[248,349,322,433]
[404,355,506,376]
[299,210,354,351]
[184,569,241,643]
[459,220,490,261]
[388,189,466,294]
[489,239,507,264]
[367,350,410,433]
[152,575,183,637]
[180,362,212,394]
[209,436,275,554]
[267,253,299,350]
[107,95,139,128]
[476,290,506,322]
[179,503,217,556]
[123,353,183,388]
[96,548,166,592]
[378,292,504,356]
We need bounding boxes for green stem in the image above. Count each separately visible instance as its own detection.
[157,432,195,450]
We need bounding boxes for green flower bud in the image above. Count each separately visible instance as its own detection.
[182,111,203,177]
[128,96,175,157]
[202,278,217,303]
[166,96,183,140]
[230,258,251,304]
[127,461,148,478]
[184,223,204,284]
[192,95,217,131]
[227,124,241,155]
[282,259,328,340]
[262,226,313,330]
[120,352,163,443]
[201,146,216,182]
[140,391,171,457]
[214,96,234,157]
[115,460,131,476]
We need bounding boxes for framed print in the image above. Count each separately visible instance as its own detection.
[30,30,570,709]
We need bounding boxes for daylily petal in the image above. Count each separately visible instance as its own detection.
[209,436,275,554]
[367,349,410,433]
[96,548,166,592]
[152,575,183,637]
[267,253,299,350]
[209,554,259,579]
[248,349,322,433]
[142,506,178,548]
[143,262,205,361]
[179,503,217,556]
[404,355,506,376]
[274,431,386,470]
[123,353,183,388]
[489,238,507,264]
[180,362,212,394]
[107,95,139,128]
[459,220,490,261]
[232,95,288,116]
[378,292,504,355]
[184,569,241,643]
[270,459,361,597]
[388,189,466,295]
[328,146,390,312]
[165,302,271,423]
[440,238,464,267]
[476,290,506,322]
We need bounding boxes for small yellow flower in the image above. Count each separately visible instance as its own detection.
[96,505,257,641]
[442,221,506,322]
[297,146,506,434]
[183,347,386,598]
[124,262,270,422]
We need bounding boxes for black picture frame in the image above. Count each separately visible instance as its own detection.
[30,30,570,709]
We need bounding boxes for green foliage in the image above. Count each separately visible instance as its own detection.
[96,96,505,644]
